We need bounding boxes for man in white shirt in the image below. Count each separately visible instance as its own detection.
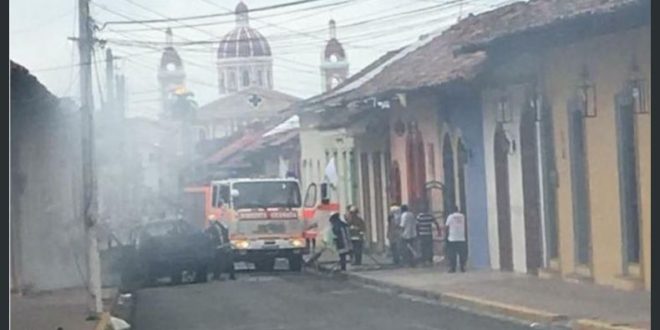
[444,205,467,273]
[399,204,417,267]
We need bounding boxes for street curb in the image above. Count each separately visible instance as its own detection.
[94,312,111,330]
[440,292,568,324]
[306,265,649,330]
[345,271,567,325]
[573,319,648,330]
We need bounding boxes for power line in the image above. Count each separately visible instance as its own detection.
[10,8,75,34]
[30,49,160,72]
[106,0,354,33]
[100,0,336,27]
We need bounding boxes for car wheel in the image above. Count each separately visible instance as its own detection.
[289,255,303,272]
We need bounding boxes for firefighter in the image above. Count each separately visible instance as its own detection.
[329,212,352,271]
[204,221,236,280]
[346,206,366,266]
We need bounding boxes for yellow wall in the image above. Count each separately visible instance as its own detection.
[541,26,650,289]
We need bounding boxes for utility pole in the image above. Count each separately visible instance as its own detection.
[78,0,102,317]
[105,48,115,112]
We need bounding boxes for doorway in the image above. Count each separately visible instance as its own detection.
[373,152,385,251]
[615,88,641,273]
[520,109,543,274]
[442,134,456,217]
[494,123,514,271]
[568,97,592,269]
[457,139,469,251]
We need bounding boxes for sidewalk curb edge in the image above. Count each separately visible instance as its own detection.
[94,312,111,330]
[346,271,566,324]
[573,318,648,330]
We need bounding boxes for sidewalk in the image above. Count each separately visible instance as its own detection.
[340,265,650,330]
[11,287,117,330]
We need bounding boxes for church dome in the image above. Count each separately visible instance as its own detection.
[217,2,272,59]
[217,27,271,59]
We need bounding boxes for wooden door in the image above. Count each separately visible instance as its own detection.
[568,98,592,267]
[360,153,372,245]
[442,134,456,217]
[457,140,468,249]
[520,109,543,274]
[494,124,514,271]
[616,89,641,268]
[373,152,385,251]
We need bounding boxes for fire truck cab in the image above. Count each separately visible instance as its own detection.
[208,178,306,272]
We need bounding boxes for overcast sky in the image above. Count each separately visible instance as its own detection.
[11,0,514,119]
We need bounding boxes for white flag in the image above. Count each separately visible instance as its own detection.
[324,157,338,185]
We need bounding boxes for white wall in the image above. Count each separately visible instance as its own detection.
[12,106,88,291]
[299,112,355,211]
[482,85,529,273]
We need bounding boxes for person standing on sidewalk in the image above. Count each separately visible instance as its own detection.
[346,206,366,266]
[444,205,467,273]
[416,212,441,267]
[399,204,417,267]
[387,205,402,266]
[329,212,352,271]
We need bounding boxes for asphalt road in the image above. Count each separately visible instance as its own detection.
[131,269,541,330]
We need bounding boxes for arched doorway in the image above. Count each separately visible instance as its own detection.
[406,122,426,211]
[494,123,513,271]
[442,134,456,218]
[520,108,543,274]
[406,128,416,206]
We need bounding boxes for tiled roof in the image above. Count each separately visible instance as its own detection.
[203,131,265,165]
[454,0,646,52]
[311,0,647,105]
[11,61,59,113]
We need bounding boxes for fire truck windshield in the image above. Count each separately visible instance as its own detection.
[232,181,301,209]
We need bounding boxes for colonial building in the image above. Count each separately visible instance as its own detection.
[455,0,651,289]
[299,0,650,285]
[298,20,364,245]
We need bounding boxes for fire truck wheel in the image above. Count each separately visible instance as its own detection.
[289,255,303,272]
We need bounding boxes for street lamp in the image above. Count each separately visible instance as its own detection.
[628,57,648,115]
[577,66,598,118]
[496,93,513,124]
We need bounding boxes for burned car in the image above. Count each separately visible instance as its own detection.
[120,220,214,288]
